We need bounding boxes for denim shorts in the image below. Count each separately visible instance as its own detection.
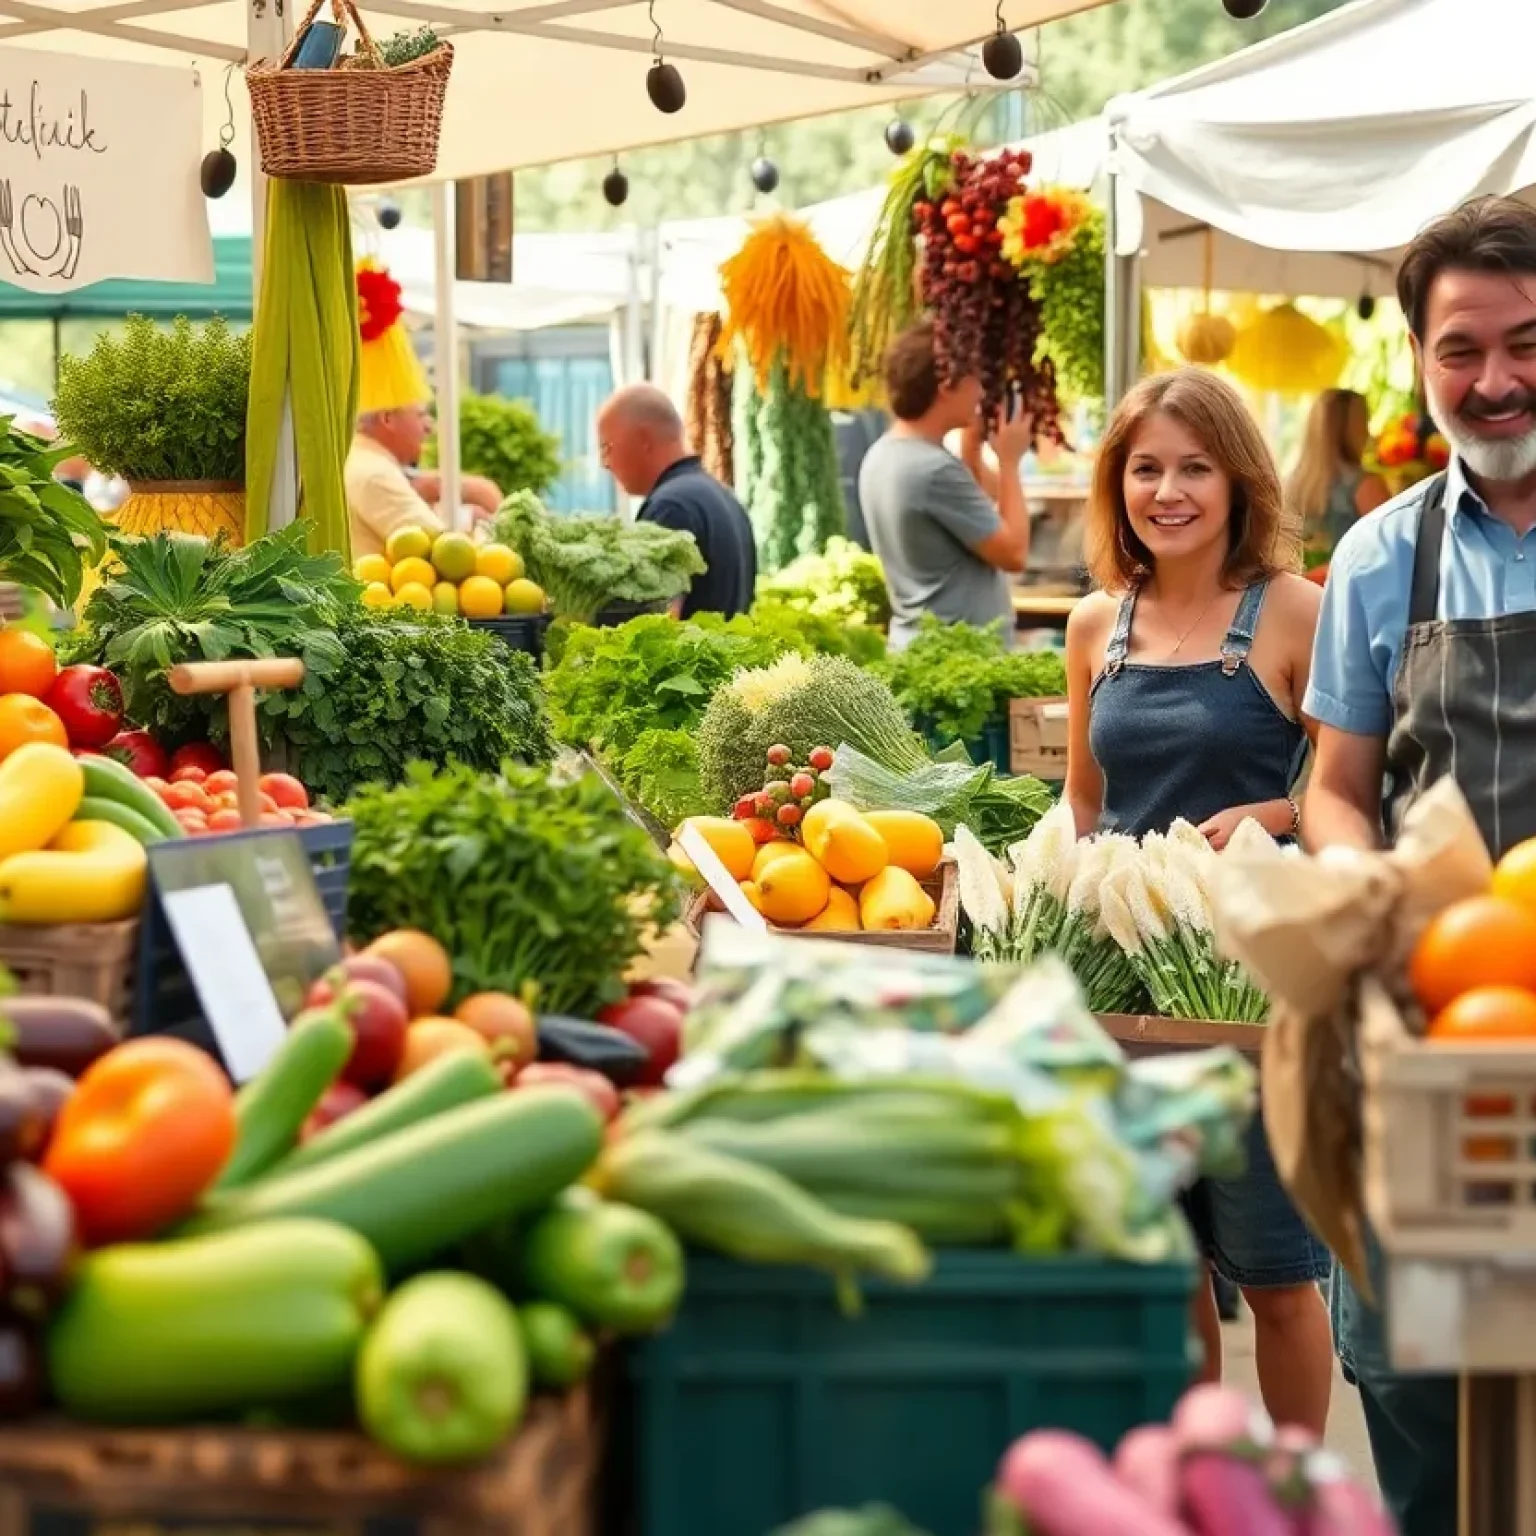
[1180,1113,1331,1289]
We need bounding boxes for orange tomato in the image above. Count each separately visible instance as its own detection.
[1492,838,1536,917]
[0,629,56,699]
[1409,896,1536,1015]
[206,808,245,833]
[162,781,211,814]
[259,772,310,812]
[0,694,66,759]
[392,1018,492,1082]
[204,770,240,796]
[366,929,453,1017]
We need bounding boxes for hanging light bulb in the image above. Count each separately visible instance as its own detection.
[201,66,239,200]
[645,1,686,112]
[884,118,915,156]
[376,199,403,230]
[1222,0,1268,16]
[1357,293,1377,322]
[750,156,780,194]
[983,0,1023,78]
[602,166,630,207]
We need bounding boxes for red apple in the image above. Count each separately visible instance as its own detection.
[305,954,408,1010]
[628,976,693,1013]
[300,1080,368,1141]
[597,994,684,1087]
[515,1063,622,1122]
[335,979,410,1089]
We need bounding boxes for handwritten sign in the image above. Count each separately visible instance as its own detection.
[0,46,212,293]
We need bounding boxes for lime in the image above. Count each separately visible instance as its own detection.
[503,578,546,615]
[394,582,433,612]
[360,581,395,609]
[354,553,391,585]
[385,525,432,564]
[431,531,478,582]
[431,581,461,616]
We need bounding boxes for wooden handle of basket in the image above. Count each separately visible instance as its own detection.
[168,660,306,830]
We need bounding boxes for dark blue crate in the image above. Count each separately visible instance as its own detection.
[131,819,354,1060]
[466,613,553,663]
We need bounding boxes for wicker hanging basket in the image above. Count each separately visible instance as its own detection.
[247,0,453,186]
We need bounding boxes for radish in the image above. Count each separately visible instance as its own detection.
[1296,1452,1397,1536]
[1112,1424,1182,1517]
[996,1430,1193,1536]
[1265,1425,1321,1512]
[1173,1386,1290,1536]
[1171,1382,1275,1450]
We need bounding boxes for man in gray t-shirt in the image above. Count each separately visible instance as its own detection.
[858,320,1034,649]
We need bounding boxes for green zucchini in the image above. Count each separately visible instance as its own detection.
[74,794,168,846]
[215,1009,354,1191]
[266,1048,501,1177]
[184,1088,604,1274]
[78,756,183,839]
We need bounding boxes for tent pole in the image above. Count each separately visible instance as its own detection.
[431,182,463,530]
[247,0,298,532]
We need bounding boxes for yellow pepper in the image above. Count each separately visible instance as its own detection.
[0,743,84,862]
[0,820,147,925]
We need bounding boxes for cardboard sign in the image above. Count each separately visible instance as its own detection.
[0,44,212,292]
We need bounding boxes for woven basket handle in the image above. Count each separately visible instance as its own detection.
[277,0,384,70]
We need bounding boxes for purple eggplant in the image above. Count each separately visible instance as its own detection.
[0,1162,77,1318]
[3,996,117,1077]
[18,1067,73,1158]
[0,1318,43,1418]
[0,1068,46,1163]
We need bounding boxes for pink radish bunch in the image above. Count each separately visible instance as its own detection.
[992,1384,1394,1536]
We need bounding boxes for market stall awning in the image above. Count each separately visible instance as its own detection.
[1108,0,1536,297]
[0,0,1114,189]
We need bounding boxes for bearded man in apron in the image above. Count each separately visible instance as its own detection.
[1303,195,1536,1535]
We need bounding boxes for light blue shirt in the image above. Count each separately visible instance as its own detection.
[1303,457,1536,737]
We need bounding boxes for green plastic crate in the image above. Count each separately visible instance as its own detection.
[617,1250,1195,1536]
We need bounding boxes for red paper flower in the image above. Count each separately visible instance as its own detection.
[357,262,404,343]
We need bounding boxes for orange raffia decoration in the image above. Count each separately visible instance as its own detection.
[716,214,851,400]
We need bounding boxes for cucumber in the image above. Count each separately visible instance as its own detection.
[74,794,168,846]
[78,756,183,840]
[215,1009,353,1191]
[184,1087,604,1274]
[267,1048,502,1177]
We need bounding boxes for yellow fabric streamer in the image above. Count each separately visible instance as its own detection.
[245,180,360,559]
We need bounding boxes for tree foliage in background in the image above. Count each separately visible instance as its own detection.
[422,390,561,496]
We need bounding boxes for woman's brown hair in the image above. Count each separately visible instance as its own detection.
[1085,368,1298,592]
[1285,388,1367,534]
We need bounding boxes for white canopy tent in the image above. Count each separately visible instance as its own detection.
[1106,0,1536,390]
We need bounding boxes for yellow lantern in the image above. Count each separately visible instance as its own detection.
[1227,303,1346,395]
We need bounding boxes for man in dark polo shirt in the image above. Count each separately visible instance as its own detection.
[597,384,756,619]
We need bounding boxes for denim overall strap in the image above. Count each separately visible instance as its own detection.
[1103,590,1137,676]
[1219,580,1269,677]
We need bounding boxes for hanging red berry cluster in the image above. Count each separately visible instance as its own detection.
[912,147,1062,441]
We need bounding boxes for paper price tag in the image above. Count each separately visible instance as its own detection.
[159,883,289,1083]
[677,822,769,932]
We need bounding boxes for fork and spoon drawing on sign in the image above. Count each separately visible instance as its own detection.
[0,182,83,279]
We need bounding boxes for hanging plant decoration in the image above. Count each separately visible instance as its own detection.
[999,185,1105,402]
[915,145,1062,438]
[715,214,851,399]
[1175,228,1235,367]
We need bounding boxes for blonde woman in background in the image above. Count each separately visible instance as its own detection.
[1286,389,1390,554]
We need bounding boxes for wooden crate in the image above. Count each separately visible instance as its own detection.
[1008,697,1067,779]
[1095,1012,1265,1062]
[688,859,960,955]
[0,1387,601,1536]
[0,921,138,1029]
[1357,975,1536,1372]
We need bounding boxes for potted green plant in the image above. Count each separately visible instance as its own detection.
[52,315,252,544]
[423,391,561,497]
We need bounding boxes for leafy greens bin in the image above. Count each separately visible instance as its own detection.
[658,921,1257,1267]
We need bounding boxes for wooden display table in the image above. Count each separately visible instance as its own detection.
[1011,591,1080,631]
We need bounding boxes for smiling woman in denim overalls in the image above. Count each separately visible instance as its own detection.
[1062,368,1334,1437]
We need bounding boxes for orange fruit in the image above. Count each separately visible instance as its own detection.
[1493,838,1536,916]
[1427,985,1536,1042]
[393,1017,491,1082]
[0,630,56,699]
[457,574,504,619]
[365,928,453,1016]
[0,694,66,759]
[1408,895,1536,1015]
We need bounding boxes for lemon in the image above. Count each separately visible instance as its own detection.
[394,582,433,612]
[390,556,437,594]
[431,580,461,616]
[503,578,546,615]
[360,581,395,610]
[476,543,524,584]
[385,526,432,564]
[354,553,391,585]
[458,574,505,620]
[431,530,478,582]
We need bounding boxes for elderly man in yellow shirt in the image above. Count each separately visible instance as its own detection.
[344,261,503,559]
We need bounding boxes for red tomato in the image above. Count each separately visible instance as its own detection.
[162,782,211,814]
[259,772,310,812]
[170,765,207,784]
[104,730,169,779]
[171,742,226,778]
[204,770,239,796]
[43,665,124,749]
[43,1038,235,1245]
[300,1080,368,1142]
[257,792,281,816]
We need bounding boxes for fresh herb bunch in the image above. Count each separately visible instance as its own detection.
[611,728,712,829]
[376,24,439,65]
[878,618,1065,745]
[63,525,357,741]
[53,316,250,483]
[262,608,553,803]
[745,598,886,666]
[0,418,106,608]
[755,536,890,630]
[1030,205,1106,403]
[543,611,787,757]
[345,760,681,1015]
[493,491,706,623]
[423,393,561,498]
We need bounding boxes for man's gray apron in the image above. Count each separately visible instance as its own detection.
[1335,473,1536,1536]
